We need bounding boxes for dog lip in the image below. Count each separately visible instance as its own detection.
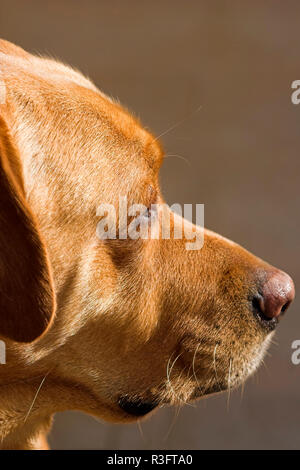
[118,396,159,417]
[254,311,279,331]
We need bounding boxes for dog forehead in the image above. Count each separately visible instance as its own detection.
[68,82,164,171]
[2,51,163,172]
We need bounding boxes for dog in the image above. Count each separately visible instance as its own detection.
[0,39,295,450]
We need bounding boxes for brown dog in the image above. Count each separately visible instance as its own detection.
[0,39,295,450]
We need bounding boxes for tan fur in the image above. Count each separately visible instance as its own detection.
[0,40,288,449]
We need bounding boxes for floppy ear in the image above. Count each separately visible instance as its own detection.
[0,113,56,342]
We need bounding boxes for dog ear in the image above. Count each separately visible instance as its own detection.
[0,113,56,342]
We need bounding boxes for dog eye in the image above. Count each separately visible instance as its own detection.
[142,204,157,221]
[138,185,158,222]
[143,207,152,219]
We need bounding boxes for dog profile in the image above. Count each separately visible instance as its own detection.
[0,39,295,450]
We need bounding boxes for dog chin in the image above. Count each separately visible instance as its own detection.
[115,334,274,420]
[191,333,274,401]
[218,333,273,394]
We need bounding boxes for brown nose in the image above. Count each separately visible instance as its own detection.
[258,270,295,320]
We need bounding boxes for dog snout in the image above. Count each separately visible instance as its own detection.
[252,269,295,327]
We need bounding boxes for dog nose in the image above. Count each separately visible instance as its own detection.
[255,270,295,321]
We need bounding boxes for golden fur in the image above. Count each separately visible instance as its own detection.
[0,40,291,449]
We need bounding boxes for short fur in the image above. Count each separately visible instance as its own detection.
[0,40,287,449]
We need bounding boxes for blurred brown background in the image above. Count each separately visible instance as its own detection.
[1,0,300,450]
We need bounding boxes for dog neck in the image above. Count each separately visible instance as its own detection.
[0,365,102,449]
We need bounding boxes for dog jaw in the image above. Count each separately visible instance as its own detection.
[0,40,294,444]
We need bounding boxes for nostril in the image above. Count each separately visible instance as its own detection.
[252,295,274,323]
[252,296,262,315]
[281,301,290,314]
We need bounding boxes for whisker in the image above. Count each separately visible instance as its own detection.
[213,343,222,392]
[154,105,203,141]
[163,405,181,441]
[261,358,271,376]
[137,420,146,443]
[227,358,232,411]
[23,370,51,423]
[166,352,192,406]
[177,365,195,408]
[166,353,183,402]
[240,380,245,403]
[192,343,205,397]
[165,154,191,166]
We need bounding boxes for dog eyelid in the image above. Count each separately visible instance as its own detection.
[147,185,158,208]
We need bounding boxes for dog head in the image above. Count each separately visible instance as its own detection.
[0,40,295,423]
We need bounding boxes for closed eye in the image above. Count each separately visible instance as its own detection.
[141,204,158,221]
